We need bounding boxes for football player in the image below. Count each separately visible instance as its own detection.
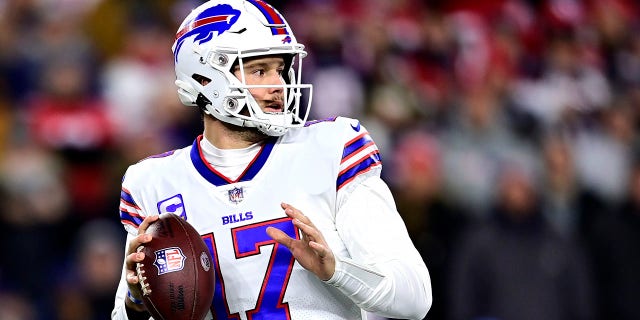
[111,0,432,319]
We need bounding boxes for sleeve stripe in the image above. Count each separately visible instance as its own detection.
[121,219,140,228]
[120,199,139,211]
[340,144,379,171]
[337,152,381,190]
[120,188,140,209]
[339,150,381,176]
[341,133,373,161]
[341,140,375,165]
[120,209,144,227]
[120,187,143,227]
[119,206,142,218]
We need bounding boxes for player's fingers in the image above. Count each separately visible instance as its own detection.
[126,216,158,255]
[308,241,330,258]
[126,250,145,263]
[293,218,325,244]
[281,203,317,228]
[266,226,295,249]
[280,202,298,218]
[138,215,159,235]
[124,250,141,289]
[127,233,152,255]
[296,224,312,245]
[126,267,140,285]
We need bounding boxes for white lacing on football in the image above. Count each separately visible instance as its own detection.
[136,246,152,296]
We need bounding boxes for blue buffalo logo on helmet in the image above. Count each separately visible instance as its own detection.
[173,4,241,62]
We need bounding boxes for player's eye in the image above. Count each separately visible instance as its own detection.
[251,69,266,77]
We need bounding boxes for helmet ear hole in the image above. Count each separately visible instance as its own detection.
[192,74,212,86]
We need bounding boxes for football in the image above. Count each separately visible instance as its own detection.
[136,213,215,320]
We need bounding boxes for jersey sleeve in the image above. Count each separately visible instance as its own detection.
[113,160,166,320]
[112,232,147,320]
[119,167,149,235]
[332,117,383,211]
[112,166,148,320]
[117,149,179,234]
[319,118,432,318]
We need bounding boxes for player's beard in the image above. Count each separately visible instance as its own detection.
[220,119,270,144]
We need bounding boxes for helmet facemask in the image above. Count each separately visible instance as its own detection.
[216,47,312,136]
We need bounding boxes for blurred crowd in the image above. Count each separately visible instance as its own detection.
[0,0,639,319]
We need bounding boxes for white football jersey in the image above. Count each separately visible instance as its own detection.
[118,117,384,319]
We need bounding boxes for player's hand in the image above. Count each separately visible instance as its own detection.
[267,203,336,281]
[124,215,159,310]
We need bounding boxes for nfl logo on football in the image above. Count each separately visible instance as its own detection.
[154,247,186,275]
[228,187,244,204]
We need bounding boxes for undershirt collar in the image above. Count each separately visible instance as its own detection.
[199,137,261,180]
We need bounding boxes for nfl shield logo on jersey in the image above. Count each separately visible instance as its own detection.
[154,247,186,275]
[228,187,244,204]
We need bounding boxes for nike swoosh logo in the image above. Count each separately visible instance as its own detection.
[350,122,361,132]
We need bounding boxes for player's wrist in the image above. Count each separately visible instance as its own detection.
[125,301,150,320]
[323,255,343,285]
[127,290,144,305]
[125,290,148,314]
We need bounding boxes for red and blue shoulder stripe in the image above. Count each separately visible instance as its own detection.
[337,132,382,190]
[120,187,143,228]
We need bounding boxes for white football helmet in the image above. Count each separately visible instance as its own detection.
[173,0,313,136]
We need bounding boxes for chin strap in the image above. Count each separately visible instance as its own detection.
[196,93,212,111]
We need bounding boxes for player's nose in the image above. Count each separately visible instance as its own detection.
[267,72,284,92]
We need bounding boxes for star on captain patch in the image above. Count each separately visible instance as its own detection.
[228,187,244,204]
